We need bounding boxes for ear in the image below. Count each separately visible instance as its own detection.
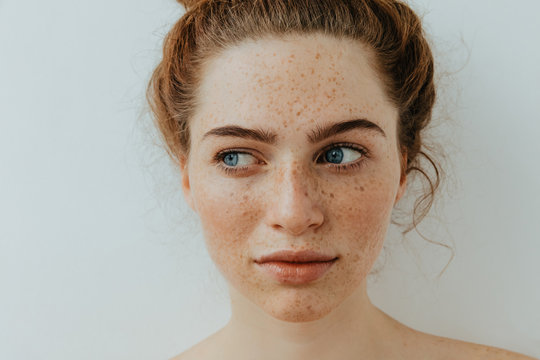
[394,151,407,205]
[179,155,197,213]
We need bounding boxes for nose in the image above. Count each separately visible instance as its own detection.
[266,163,324,236]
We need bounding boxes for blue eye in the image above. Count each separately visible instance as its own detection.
[325,148,344,164]
[214,143,368,176]
[223,153,239,166]
[320,145,365,165]
[214,150,258,175]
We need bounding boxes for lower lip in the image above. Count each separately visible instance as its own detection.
[255,259,337,285]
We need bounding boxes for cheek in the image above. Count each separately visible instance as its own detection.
[329,173,398,267]
[190,173,262,274]
[339,176,396,226]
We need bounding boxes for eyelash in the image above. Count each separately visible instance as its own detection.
[213,142,369,176]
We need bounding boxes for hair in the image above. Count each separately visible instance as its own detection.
[147,0,443,239]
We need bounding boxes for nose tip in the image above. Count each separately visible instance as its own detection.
[266,166,324,236]
[271,216,323,237]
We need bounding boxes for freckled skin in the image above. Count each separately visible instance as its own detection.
[185,34,404,327]
[168,35,529,360]
[178,33,409,359]
[172,34,534,360]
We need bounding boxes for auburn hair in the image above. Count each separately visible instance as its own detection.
[147,0,442,235]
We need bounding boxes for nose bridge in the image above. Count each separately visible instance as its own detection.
[268,160,324,235]
[276,162,310,201]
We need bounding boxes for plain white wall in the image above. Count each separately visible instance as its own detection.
[1,0,538,359]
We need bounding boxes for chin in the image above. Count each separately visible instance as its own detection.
[257,288,340,323]
[267,303,335,323]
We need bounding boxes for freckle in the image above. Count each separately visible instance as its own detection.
[296,111,301,116]
[311,68,315,74]
[360,186,365,191]
[330,193,334,198]
[315,53,321,60]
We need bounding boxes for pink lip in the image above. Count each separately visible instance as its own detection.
[255,250,338,263]
[254,250,338,285]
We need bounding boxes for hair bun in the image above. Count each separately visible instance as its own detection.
[177,0,201,11]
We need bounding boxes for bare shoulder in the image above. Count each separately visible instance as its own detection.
[168,327,226,360]
[463,342,538,360]
[413,331,538,360]
[168,344,204,360]
[168,339,213,360]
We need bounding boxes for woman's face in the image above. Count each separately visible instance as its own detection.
[181,34,406,322]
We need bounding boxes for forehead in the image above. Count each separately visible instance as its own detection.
[192,33,396,136]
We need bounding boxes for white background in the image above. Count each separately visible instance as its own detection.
[1,0,539,359]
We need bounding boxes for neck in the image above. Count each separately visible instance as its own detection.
[219,280,406,360]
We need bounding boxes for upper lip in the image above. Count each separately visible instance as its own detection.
[255,250,338,263]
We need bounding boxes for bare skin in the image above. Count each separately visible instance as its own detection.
[170,34,537,360]
[173,325,537,360]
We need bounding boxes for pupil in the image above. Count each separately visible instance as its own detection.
[224,153,238,166]
[325,148,343,163]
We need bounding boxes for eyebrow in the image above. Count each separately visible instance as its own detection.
[201,118,386,145]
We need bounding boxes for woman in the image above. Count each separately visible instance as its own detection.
[147,0,537,359]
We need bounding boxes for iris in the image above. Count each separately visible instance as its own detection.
[325,148,344,164]
[224,153,239,166]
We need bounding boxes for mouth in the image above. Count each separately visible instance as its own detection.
[254,249,338,264]
[254,250,338,285]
